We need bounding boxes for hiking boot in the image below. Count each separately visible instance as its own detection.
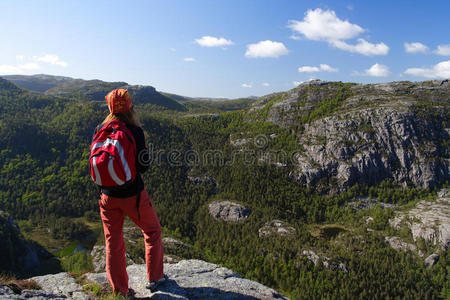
[145,274,168,292]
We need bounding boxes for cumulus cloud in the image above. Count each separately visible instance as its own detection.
[245,40,289,58]
[364,63,390,77]
[319,64,339,72]
[288,8,389,56]
[262,82,270,86]
[298,63,338,73]
[331,39,389,56]
[184,57,196,62]
[404,60,450,78]
[241,83,252,88]
[34,54,68,67]
[435,44,450,56]
[404,42,429,54]
[288,8,363,41]
[195,36,234,47]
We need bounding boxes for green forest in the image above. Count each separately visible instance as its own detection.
[0,77,448,299]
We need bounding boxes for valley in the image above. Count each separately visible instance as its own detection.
[0,75,448,299]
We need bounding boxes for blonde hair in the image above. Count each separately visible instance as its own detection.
[102,107,142,127]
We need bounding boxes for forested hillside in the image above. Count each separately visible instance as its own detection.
[0,76,448,299]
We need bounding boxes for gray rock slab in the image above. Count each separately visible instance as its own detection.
[0,284,67,300]
[84,259,288,299]
[31,272,88,299]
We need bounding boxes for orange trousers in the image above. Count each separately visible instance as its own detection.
[99,189,164,295]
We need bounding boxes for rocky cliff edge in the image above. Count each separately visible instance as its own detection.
[0,259,288,300]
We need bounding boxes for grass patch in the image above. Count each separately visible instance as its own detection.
[53,241,78,258]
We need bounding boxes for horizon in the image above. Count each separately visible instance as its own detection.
[0,0,449,98]
[3,72,449,100]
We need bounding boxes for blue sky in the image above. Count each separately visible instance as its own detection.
[0,0,449,98]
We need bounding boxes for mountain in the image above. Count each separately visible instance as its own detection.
[2,74,74,93]
[247,79,450,192]
[2,74,186,111]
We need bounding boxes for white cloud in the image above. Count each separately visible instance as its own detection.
[288,8,364,41]
[365,63,390,77]
[319,64,338,72]
[34,54,68,67]
[404,60,450,78]
[184,57,196,62]
[0,54,69,75]
[0,62,40,74]
[298,63,338,73]
[404,42,429,54]
[288,8,388,56]
[435,44,450,56]
[195,36,234,47]
[245,40,289,58]
[298,66,320,73]
[262,82,270,87]
[241,83,252,88]
[331,39,389,56]
[169,47,176,52]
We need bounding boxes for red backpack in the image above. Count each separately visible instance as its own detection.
[89,120,137,188]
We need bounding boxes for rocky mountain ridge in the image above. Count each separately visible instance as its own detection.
[247,79,450,192]
[1,75,186,111]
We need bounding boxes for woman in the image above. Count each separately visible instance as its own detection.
[93,89,166,296]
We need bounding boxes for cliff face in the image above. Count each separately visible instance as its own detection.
[249,80,450,192]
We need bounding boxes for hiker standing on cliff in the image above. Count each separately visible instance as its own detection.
[89,89,167,296]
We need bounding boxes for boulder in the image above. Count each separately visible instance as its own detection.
[208,201,251,222]
[258,220,296,237]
